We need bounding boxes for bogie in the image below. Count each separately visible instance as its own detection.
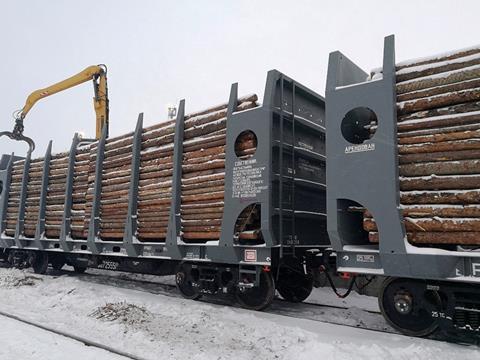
[175,263,202,300]
[276,260,313,303]
[49,254,66,271]
[379,277,440,337]
[236,269,275,311]
[30,251,49,274]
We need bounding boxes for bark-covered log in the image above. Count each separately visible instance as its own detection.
[396,48,480,71]
[398,122,480,139]
[364,217,480,232]
[182,94,257,120]
[369,231,480,245]
[140,148,174,162]
[183,134,226,153]
[400,175,480,191]
[401,150,480,166]
[137,191,171,202]
[182,185,225,196]
[99,231,125,238]
[181,206,224,215]
[399,160,480,177]
[182,159,225,174]
[181,191,224,203]
[396,55,480,83]
[397,88,480,115]
[181,219,222,226]
[399,139,480,154]
[400,190,480,204]
[136,213,170,221]
[184,119,226,140]
[183,145,225,162]
[182,232,220,240]
[397,78,480,103]
[397,66,480,95]
[238,231,261,240]
[181,212,224,220]
[182,168,224,180]
[397,101,480,124]
[136,232,167,239]
[182,180,224,192]
[365,205,480,218]
[398,128,480,145]
[139,169,173,181]
[182,173,225,186]
[183,152,225,166]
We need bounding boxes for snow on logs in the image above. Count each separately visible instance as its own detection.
[367,45,480,245]
[3,94,259,243]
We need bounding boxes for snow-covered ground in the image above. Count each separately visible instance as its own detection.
[0,267,478,360]
[0,315,129,360]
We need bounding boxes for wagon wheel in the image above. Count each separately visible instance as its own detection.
[236,270,275,311]
[379,277,441,337]
[50,256,65,271]
[73,266,87,274]
[30,251,49,274]
[175,263,202,300]
[277,266,313,303]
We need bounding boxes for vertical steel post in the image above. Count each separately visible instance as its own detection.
[218,83,238,249]
[88,126,107,254]
[279,76,284,259]
[0,154,14,248]
[291,83,296,251]
[166,100,185,258]
[261,70,280,248]
[14,150,32,248]
[226,84,238,119]
[123,113,143,257]
[34,141,52,249]
[59,134,81,252]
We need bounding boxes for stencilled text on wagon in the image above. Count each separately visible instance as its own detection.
[232,159,267,198]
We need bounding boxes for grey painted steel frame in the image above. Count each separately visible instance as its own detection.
[123,113,144,257]
[0,69,324,268]
[13,150,32,248]
[59,134,82,252]
[34,141,53,249]
[0,155,15,249]
[326,35,480,281]
[219,81,273,264]
[165,100,185,260]
[87,127,108,254]
[166,83,273,265]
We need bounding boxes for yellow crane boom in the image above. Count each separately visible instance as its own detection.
[0,64,109,152]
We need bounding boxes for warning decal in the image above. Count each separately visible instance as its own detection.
[244,249,257,262]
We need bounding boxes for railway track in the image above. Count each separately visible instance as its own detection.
[1,265,475,347]
[55,268,397,335]
[67,268,478,344]
[0,311,146,360]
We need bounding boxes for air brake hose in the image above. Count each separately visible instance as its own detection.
[320,265,356,299]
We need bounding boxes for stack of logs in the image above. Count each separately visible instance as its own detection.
[3,94,259,244]
[45,152,69,238]
[366,46,480,245]
[71,146,91,238]
[179,103,258,241]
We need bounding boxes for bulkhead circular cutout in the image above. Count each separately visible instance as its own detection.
[235,130,257,159]
[341,107,378,144]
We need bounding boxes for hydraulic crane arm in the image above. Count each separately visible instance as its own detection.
[0,64,109,152]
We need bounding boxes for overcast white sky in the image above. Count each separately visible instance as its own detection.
[1,0,479,156]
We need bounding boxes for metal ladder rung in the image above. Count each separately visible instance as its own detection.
[278,77,297,258]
